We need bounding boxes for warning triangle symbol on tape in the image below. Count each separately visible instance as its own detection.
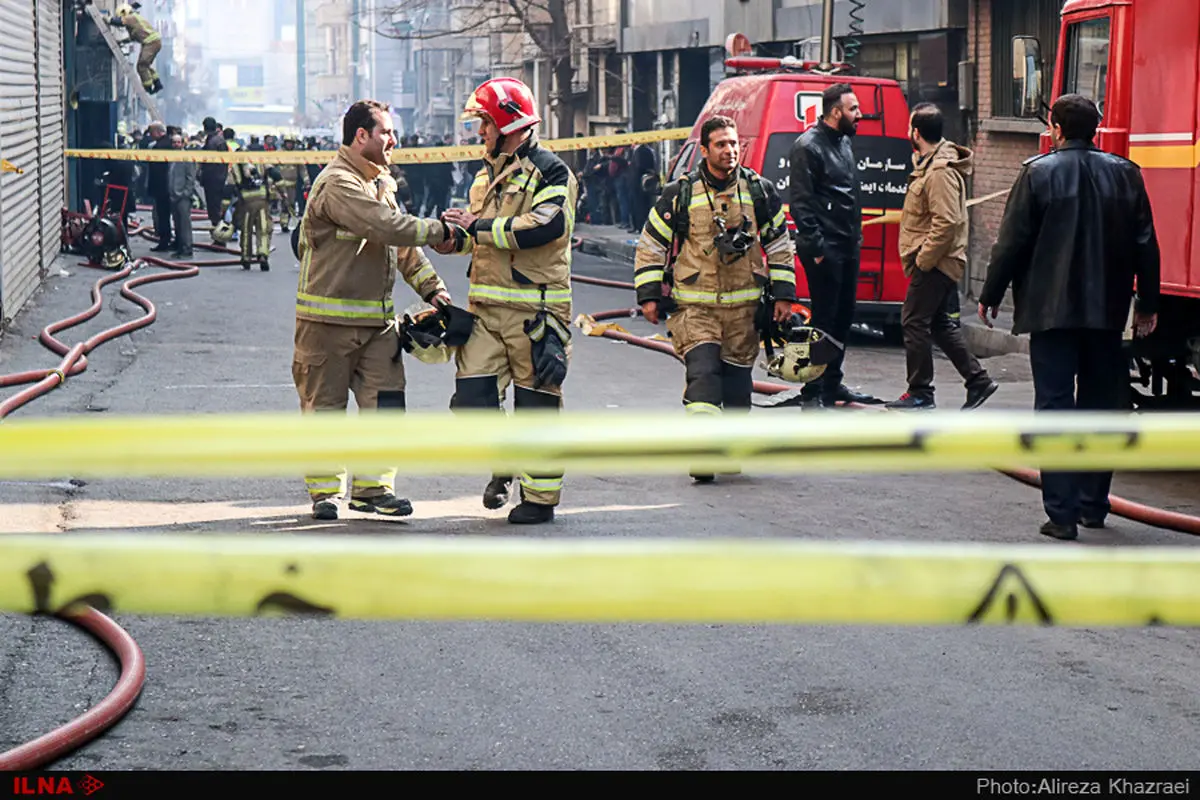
[967,564,1054,625]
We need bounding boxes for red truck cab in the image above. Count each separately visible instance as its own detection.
[1015,0,1200,407]
[667,51,914,333]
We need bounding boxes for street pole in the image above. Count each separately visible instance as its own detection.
[297,0,306,123]
[351,0,361,100]
[820,0,834,68]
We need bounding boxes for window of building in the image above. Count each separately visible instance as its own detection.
[589,50,600,116]
[991,0,1064,118]
[238,64,264,87]
[605,51,623,117]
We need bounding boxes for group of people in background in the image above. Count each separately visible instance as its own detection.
[577,135,660,233]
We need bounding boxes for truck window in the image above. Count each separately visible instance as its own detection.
[668,142,696,182]
[1063,17,1111,117]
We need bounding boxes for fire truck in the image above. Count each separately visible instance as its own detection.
[1014,0,1200,409]
[667,35,913,335]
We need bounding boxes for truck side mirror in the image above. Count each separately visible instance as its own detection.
[1012,36,1044,118]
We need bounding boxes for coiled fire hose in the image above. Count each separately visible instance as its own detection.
[0,228,241,770]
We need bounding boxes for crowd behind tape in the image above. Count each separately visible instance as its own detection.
[64,127,695,165]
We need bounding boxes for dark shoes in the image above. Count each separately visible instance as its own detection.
[1039,520,1079,541]
[885,392,936,410]
[349,493,414,517]
[483,476,511,510]
[312,500,338,521]
[508,501,554,525]
[963,380,1000,410]
[1040,514,1106,540]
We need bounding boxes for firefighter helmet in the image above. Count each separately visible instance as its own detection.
[115,3,133,18]
[211,220,235,245]
[461,78,541,135]
[762,324,843,384]
[397,302,475,365]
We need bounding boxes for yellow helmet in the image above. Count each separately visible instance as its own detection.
[102,246,129,271]
[115,3,134,17]
[762,326,842,384]
[211,220,235,245]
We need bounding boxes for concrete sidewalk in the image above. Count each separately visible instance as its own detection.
[573,222,1027,359]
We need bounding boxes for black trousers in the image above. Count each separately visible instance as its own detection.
[203,180,227,226]
[1029,328,1124,525]
[152,196,173,246]
[801,246,859,398]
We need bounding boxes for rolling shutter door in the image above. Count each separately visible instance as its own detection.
[0,0,44,323]
[38,0,66,270]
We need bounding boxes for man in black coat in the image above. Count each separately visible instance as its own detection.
[979,93,1161,541]
[788,83,879,407]
[199,117,228,225]
[144,121,173,252]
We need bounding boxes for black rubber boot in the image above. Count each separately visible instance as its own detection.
[312,500,338,521]
[348,493,413,517]
[508,501,554,525]
[483,476,511,509]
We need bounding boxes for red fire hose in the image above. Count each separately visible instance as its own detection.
[0,238,240,769]
[571,274,1200,536]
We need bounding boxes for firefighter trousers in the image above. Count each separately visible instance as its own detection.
[236,193,271,262]
[452,303,569,507]
[137,39,161,88]
[292,319,407,503]
[666,304,757,414]
[278,184,299,231]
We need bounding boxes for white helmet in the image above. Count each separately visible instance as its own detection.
[211,220,235,245]
[115,3,134,17]
[763,326,842,384]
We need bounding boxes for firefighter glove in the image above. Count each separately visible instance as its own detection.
[524,311,570,389]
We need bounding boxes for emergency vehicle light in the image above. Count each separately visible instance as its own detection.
[723,56,852,73]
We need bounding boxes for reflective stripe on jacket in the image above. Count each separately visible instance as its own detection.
[633,165,796,308]
[454,137,577,315]
[296,146,448,327]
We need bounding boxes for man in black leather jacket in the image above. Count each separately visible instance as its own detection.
[979,93,1160,542]
[789,83,878,407]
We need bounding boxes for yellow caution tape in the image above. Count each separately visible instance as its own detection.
[1,534,1196,624]
[0,410,1198,479]
[63,128,694,165]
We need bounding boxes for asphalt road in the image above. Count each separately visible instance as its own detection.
[1,228,1198,770]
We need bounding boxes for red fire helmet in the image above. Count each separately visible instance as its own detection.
[461,77,541,135]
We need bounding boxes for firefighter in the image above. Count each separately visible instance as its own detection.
[436,78,578,526]
[633,115,797,483]
[295,99,458,522]
[229,159,280,270]
[110,3,162,95]
[276,136,308,233]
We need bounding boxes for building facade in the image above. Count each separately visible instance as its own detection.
[963,0,1063,297]
[0,0,66,329]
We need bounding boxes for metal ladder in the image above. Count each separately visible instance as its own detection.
[81,1,161,121]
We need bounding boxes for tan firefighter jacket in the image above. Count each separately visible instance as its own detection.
[634,163,796,308]
[276,162,306,192]
[451,136,577,317]
[120,13,160,44]
[296,146,449,327]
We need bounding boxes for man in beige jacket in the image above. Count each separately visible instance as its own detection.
[887,103,998,411]
[294,100,458,521]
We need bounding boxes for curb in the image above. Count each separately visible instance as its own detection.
[575,233,1030,359]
